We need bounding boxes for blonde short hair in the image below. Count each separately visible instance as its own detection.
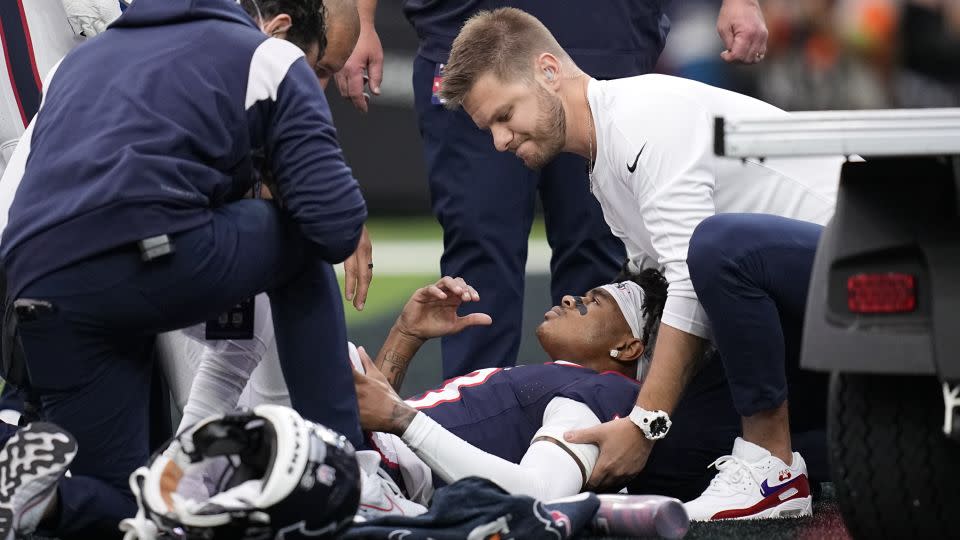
[440,8,570,109]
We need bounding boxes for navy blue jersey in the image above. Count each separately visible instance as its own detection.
[406,362,640,465]
[402,1,670,79]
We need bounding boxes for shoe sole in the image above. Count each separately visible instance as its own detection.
[0,422,78,540]
[728,496,813,520]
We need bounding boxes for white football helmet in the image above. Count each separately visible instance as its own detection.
[120,404,360,540]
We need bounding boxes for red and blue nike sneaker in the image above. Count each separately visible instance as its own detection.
[684,437,812,521]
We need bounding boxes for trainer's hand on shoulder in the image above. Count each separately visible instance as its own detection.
[564,417,653,492]
[396,276,492,340]
[335,25,384,113]
[716,0,769,64]
[344,226,373,310]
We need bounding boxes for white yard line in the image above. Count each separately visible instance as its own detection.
[335,239,553,276]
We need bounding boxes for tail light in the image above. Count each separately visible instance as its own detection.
[847,273,916,314]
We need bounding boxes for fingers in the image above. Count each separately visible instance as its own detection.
[358,346,375,373]
[358,345,376,371]
[351,226,373,310]
[435,276,480,302]
[358,346,390,384]
[368,52,384,96]
[343,255,358,303]
[563,424,602,445]
[456,312,493,331]
[424,285,448,300]
[344,63,369,113]
[335,69,351,102]
[720,31,766,63]
[335,64,370,113]
[415,276,481,304]
[585,455,617,492]
[717,19,735,53]
[352,258,372,311]
[727,31,753,63]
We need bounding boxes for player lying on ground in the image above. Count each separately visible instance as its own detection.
[348,272,666,512]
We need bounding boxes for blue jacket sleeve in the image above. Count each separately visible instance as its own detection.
[266,59,367,263]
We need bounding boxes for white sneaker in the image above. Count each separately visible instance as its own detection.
[684,437,812,521]
[356,450,427,520]
[0,422,78,540]
[0,410,21,427]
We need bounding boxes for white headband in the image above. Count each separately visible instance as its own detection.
[599,281,646,340]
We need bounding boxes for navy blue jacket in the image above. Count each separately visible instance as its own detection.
[2,0,366,297]
[402,1,671,79]
[409,362,640,467]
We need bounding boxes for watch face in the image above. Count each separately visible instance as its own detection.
[649,416,669,436]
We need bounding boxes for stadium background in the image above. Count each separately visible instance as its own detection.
[0,1,955,537]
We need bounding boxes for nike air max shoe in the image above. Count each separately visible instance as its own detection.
[684,437,812,521]
[356,450,427,521]
[0,422,78,540]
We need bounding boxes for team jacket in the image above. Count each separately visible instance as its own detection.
[409,361,640,465]
[402,0,671,79]
[1,0,366,298]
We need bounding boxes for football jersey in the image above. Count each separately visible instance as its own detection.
[406,361,640,465]
[0,0,78,144]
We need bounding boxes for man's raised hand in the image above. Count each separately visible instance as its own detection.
[395,276,492,340]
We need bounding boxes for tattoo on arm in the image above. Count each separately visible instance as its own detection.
[384,355,408,390]
[391,402,418,435]
[381,350,412,391]
[375,329,425,392]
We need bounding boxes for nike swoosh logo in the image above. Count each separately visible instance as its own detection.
[759,475,803,498]
[627,143,647,173]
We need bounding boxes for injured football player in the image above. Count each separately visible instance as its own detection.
[350,272,669,517]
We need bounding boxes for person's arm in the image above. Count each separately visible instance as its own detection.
[355,352,597,500]
[716,0,769,63]
[252,40,367,263]
[373,276,491,390]
[335,0,383,113]
[565,96,718,490]
[401,398,598,500]
[375,323,425,391]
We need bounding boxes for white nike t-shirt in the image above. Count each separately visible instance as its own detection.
[587,74,844,338]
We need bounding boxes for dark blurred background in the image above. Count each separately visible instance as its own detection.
[328,0,960,216]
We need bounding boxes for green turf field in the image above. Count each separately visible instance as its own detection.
[338,273,437,325]
[365,215,548,242]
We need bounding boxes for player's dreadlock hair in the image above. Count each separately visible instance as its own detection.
[240,0,327,57]
[612,261,668,347]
